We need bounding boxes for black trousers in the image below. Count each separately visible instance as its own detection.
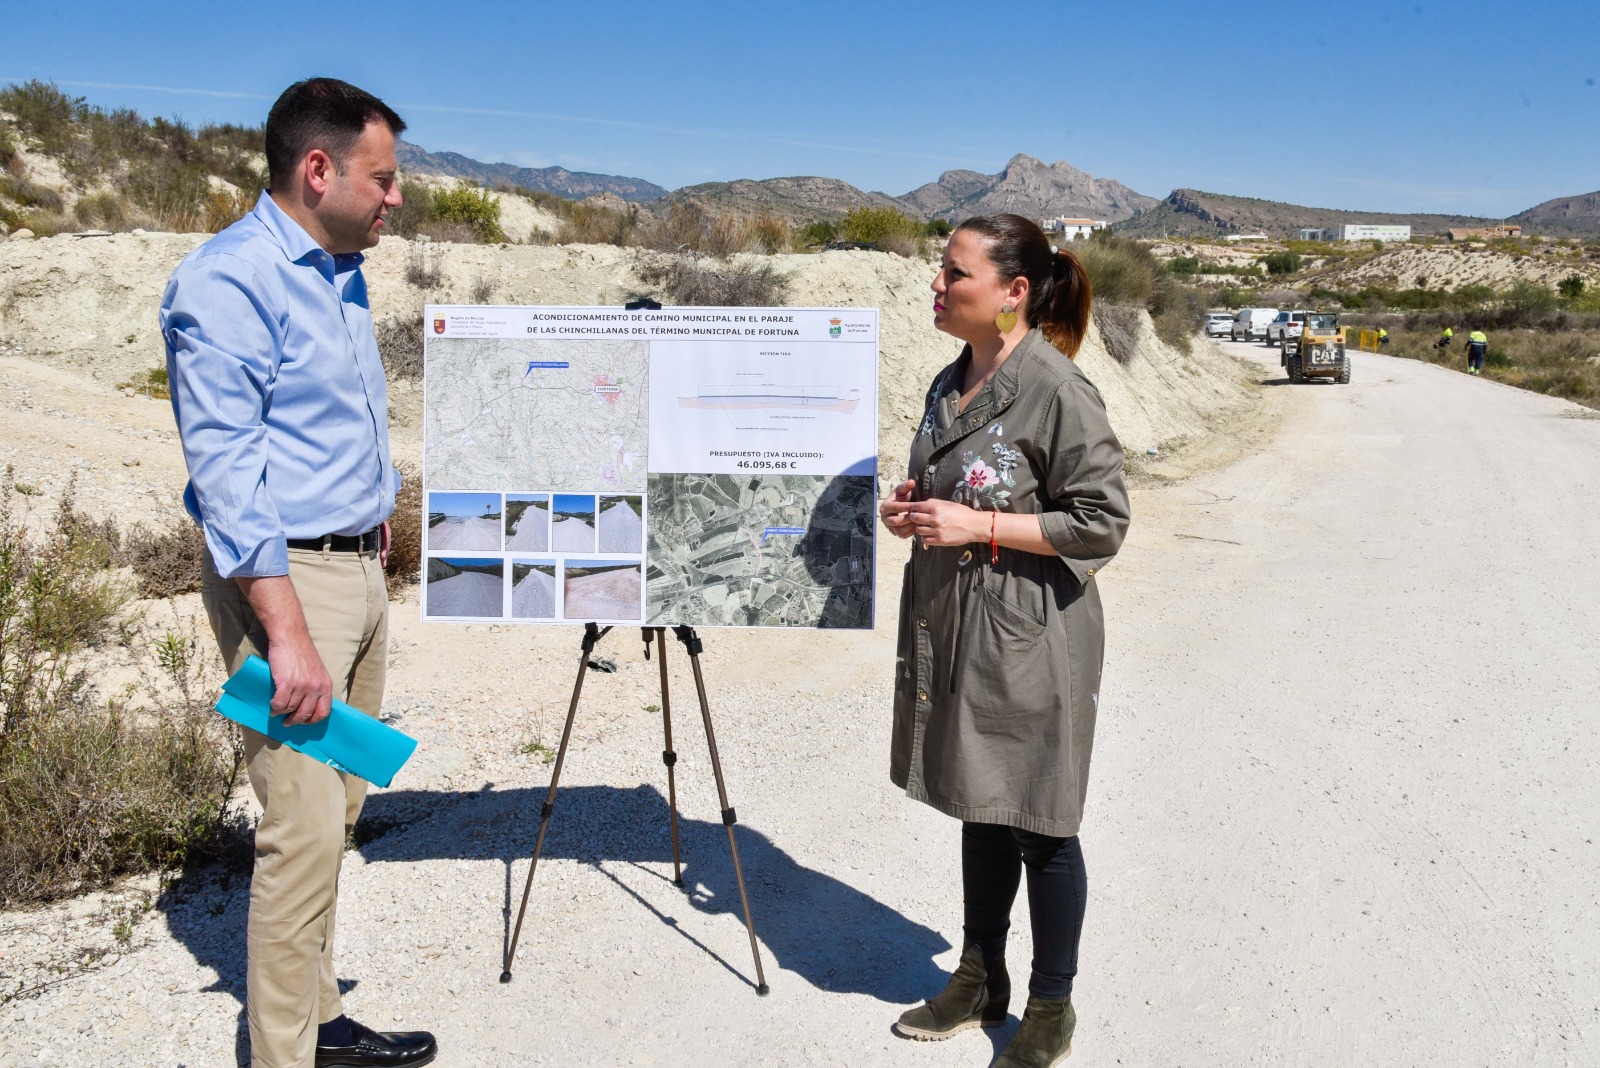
[961,822,1087,999]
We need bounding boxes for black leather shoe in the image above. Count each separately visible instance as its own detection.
[314,1019,438,1067]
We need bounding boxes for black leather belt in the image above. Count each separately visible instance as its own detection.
[286,528,381,553]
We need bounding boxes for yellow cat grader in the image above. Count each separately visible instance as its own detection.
[1281,312,1350,384]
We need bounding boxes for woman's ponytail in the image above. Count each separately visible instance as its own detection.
[953,214,1094,359]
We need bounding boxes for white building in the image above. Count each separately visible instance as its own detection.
[1041,217,1106,240]
[1224,233,1270,242]
[1342,224,1412,242]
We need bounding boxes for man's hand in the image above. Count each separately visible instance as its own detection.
[379,521,391,568]
[878,480,919,539]
[236,575,334,725]
[267,628,335,725]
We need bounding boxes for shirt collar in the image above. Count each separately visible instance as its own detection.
[253,191,365,277]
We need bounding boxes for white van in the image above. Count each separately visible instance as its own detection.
[1232,308,1279,342]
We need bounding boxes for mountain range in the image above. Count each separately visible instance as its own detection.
[396,140,1600,237]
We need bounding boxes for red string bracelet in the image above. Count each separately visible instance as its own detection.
[989,510,999,564]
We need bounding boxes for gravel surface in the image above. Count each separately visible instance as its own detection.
[597,502,643,554]
[425,572,505,618]
[505,512,549,552]
[6,344,1597,1066]
[563,567,643,621]
[551,518,596,553]
[427,517,503,552]
[511,570,557,620]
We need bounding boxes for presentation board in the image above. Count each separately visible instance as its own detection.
[420,305,879,629]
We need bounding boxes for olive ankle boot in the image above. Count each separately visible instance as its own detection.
[992,994,1076,1067]
[894,941,1010,1040]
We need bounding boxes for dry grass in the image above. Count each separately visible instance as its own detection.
[0,476,244,907]
[0,79,264,235]
[1093,304,1142,365]
[386,461,422,585]
[1382,324,1600,408]
[635,252,791,306]
[403,241,444,289]
[375,316,425,380]
[119,518,206,599]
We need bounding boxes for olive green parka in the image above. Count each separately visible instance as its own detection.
[890,329,1130,836]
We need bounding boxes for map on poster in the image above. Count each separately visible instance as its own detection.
[421,305,878,629]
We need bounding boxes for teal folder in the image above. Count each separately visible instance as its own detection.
[214,655,417,788]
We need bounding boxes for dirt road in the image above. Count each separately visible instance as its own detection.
[1087,346,1599,1065]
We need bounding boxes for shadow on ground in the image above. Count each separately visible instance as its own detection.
[155,782,952,1063]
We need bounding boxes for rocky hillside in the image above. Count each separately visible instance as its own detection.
[1118,189,1499,239]
[901,154,1157,223]
[394,141,666,203]
[1511,189,1600,238]
[652,176,909,223]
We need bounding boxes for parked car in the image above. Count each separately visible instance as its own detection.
[1203,312,1234,338]
[1266,309,1314,347]
[1231,307,1279,342]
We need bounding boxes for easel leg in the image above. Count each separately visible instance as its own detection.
[646,628,685,887]
[672,625,771,996]
[501,622,608,982]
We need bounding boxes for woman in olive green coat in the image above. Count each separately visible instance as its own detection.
[879,214,1128,1068]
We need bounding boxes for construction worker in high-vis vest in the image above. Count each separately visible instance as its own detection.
[1377,327,1389,348]
[1466,330,1488,375]
[1434,326,1454,350]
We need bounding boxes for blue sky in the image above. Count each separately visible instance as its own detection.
[4,0,1595,216]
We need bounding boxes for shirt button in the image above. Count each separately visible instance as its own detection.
[1086,568,1096,576]
[918,691,928,702]
[918,618,928,628]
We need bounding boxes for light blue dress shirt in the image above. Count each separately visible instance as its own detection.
[161,191,399,579]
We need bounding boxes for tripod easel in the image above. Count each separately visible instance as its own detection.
[498,623,770,995]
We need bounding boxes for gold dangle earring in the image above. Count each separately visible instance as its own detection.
[994,304,1018,332]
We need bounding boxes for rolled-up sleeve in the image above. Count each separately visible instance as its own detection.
[1035,376,1131,584]
[161,253,288,579]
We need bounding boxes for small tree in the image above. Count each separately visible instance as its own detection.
[1558,274,1586,303]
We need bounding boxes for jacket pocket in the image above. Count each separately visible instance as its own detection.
[954,585,1052,722]
[978,584,1046,638]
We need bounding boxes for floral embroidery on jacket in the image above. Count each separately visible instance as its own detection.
[953,449,1013,508]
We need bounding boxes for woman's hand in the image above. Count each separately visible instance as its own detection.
[904,498,986,548]
[878,480,919,539]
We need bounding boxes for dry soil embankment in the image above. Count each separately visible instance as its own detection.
[0,233,1259,500]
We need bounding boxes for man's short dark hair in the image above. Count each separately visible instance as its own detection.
[265,78,406,188]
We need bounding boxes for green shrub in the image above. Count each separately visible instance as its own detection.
[1261,251,1303,276]
[1077,232,1161,307]
[430,183,505,243]
[1167,255,1200,276]
[794,220,838,250]
[1504,278,1557,317]
[120,517,205,599]
[925,218,952,238]
[0,81,83,157]
[1558,275,1586,303]
[838,206,925,257]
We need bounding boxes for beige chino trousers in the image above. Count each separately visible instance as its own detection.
[201,545,389,1068]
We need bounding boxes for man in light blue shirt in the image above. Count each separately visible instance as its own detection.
[162,78,436,1068]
